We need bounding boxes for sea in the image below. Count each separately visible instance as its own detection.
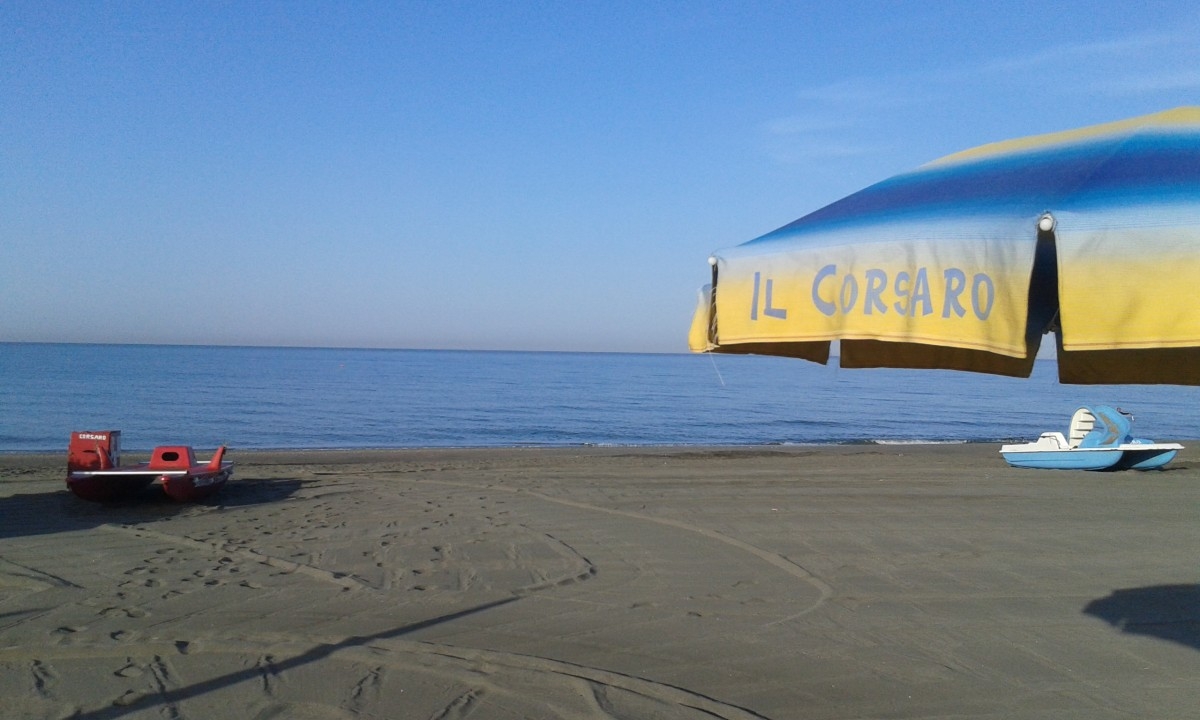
[2,343,1199,453]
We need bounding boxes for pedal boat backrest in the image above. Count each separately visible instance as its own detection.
[1068,408,1095,448]
[148,446,199,471]
[1072,406,1133,449]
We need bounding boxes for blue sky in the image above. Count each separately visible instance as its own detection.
[4,1,1199,352]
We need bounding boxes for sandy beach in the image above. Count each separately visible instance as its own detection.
[2,444,1199,719]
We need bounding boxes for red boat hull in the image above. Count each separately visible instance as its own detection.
[66,473,157,502]
[160,468,232,502]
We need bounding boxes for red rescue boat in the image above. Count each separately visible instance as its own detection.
[66,430,233,502]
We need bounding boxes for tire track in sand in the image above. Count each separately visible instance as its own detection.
[408,477,834,618]
[0,632,767,719]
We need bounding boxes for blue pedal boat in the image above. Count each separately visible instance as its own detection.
[1000,406,1182,471]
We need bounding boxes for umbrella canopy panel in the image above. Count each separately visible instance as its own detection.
[690,107,1200,384]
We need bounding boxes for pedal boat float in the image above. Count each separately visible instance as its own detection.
[1000,407,1182,471]
[67,430,233,502]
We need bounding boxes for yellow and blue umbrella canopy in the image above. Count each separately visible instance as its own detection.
[689,107,1200,384]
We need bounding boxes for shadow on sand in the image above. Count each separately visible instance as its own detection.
[1084,584,1200,651]
[0,477,303,541]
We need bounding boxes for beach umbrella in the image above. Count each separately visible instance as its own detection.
[689,107,1200,384]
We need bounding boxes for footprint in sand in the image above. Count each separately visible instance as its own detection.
[32,659,58,696]
[99,605,149,621]
[119,578,164,590]
[139,551,181,571]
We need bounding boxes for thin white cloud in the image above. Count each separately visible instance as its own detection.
[1091,68,1200,95]
[963,25,1200,101]
[759,21,1200,166]
[759,79,911,164]
[763,115,855,136]
[974,30,1189,76]
[759,114,886,164]
[763,138,883,163]
[791,77,912,108]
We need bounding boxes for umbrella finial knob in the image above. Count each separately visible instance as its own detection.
[708,255,718,266]
[1038,213,1056,232]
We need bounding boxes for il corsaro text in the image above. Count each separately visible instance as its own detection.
[750,266,996,321]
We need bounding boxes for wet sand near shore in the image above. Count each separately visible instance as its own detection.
[2,444,1199,719]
